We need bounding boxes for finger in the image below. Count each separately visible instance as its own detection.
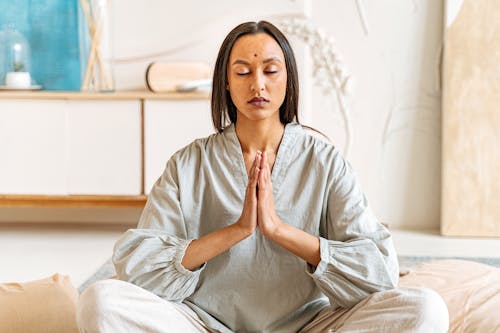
[258,170,266,191]
[255,150,262,164]
[253,153,262,181]
[249,151,260,175]
[252,166,260,187]
[261,152,269,183]
[265,158,271,180]
[260,151,267,169]
[257,153,264,182]
[249,154,261,188]
[249,151,260,174]
[262,159,272,188]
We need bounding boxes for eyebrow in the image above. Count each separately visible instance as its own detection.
[231,57,282,66]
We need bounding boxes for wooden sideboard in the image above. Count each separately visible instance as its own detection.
[0,90,213,207]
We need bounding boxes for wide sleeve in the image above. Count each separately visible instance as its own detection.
[112,156,206,302]
[305,151,399,308]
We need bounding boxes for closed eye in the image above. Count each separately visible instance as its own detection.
[236,71,278,76]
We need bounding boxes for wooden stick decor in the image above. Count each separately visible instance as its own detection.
[80,0,113,91]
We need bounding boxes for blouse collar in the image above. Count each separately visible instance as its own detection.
[222,122,302,193]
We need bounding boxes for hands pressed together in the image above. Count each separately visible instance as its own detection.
[181,150,320,271]
[237,151,284,239]
[181,148,321,271]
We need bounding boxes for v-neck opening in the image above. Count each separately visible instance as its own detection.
[222,122,300,194]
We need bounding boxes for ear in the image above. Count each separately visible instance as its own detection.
[226,84,230,91]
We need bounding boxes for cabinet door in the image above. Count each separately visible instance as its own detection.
[0,100,67,194]
[67,100,142,195]
[144,100,213,193]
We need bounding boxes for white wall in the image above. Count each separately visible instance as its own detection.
[0,0,444,229]
[309,1,443,229]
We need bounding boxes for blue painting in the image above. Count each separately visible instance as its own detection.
[0,0,85,90]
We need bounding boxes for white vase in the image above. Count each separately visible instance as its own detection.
[6,71,31,88]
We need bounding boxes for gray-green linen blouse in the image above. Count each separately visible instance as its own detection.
[112,122,399,333]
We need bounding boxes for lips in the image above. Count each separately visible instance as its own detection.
[248,96,269,107]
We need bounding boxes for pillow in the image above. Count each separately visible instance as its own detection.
[399,259,500,333]
[0,273,79,333]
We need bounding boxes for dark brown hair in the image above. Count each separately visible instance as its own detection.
[211,21,299,132]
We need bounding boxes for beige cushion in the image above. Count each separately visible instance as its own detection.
[399,259,500,333]
[0,273,79,333]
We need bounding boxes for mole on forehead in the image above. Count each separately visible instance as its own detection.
[254,53,258,57]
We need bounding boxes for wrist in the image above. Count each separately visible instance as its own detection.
[233,221,254,239]
[268,217,286,241]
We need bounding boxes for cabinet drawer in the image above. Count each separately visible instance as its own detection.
[144,100,214,193]
[0,99,142,196]
[67,100,142,195]
[0,100,67,194]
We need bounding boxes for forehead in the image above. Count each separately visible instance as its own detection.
[229,33,284,62]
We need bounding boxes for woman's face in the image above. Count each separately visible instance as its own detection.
[227,33,287,123]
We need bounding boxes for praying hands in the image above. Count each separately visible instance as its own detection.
[236,151,284,239]
[236,150,321,266]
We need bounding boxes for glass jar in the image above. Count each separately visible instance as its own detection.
[79,0,114,92]
[0,28,33,88]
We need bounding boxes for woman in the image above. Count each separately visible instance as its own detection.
[77,21,449,333]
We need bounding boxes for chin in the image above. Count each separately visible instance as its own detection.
[238,108,278,122]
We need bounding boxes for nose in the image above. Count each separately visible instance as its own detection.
[250,71,265,92]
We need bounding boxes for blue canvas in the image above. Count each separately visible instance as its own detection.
[0,0,84,90]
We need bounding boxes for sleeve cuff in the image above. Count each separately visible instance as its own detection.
[173,238,207,276]
[306,237,331,278]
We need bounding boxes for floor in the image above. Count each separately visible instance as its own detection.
[1,224,499,288]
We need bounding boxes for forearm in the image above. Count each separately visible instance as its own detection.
[181,222,252,270]
[270,221,321,267]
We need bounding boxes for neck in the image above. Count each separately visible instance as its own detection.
[234,116,285,155]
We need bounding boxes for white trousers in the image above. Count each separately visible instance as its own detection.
[77,279,449,333]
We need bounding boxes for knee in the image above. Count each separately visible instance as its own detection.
[402,287,449,333]
[76,279,122,332]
